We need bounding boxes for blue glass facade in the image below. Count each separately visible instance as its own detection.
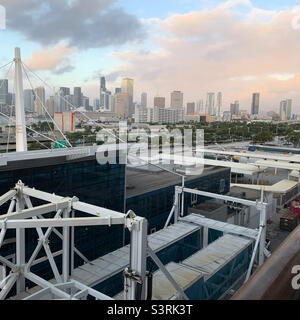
[0,157,125,285]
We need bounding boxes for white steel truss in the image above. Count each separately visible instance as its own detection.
[164,185,269,283]
[0,181,148,300]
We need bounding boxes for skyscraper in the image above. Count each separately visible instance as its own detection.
[115,92,129,118]
[24,89,34,112]
[141,92,147,107]
[34,87,45,116]
[170,91,183,108]
[196,100,204,113]
[280,100,287,121]
[187,102,195,115]
[286,99,292,120]
[121,78,134,117]
[0,79,8,105]
[251,93,260,115]
[58,87,70,112]
[100,77,106,108]
[217,92,222,119]
[73,87,82,108]
[46,96,56,117]
[230,101,240,116]
[205,93,215,115]
[154,97,165,108]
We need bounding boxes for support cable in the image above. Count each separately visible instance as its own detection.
[22,64,56,141]
[21,62,185,178]
[21,63,72,148]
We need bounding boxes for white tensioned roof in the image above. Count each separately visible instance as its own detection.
[198,148,300,163]
[254,160,300,171]
[231,179,298,194]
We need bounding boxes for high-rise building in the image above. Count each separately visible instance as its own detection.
[46,96,56,117]
[73,87,82,108]
[251,93,260,115]
[0,79,8,105]
[57,87,70,112]
[196,100,204,113]
[64,95,73,111]
[93,98,100,111]
[115,92,129,118]
[186,102,195,115]
[121,78,134,117]
[217,92,222,119]
[141,92,147,107]
[34,86,46,116]
[230,101,240,116]
[115,88,121,94]
[153,107,184,124]
[280,100,287,121]
[286,99,292,120]
[82,96,90,110]
[154,97,165,108]
[170,91,184,108]
[105,91,111,111]
[100,77,106,108]
[24,89,34,113]
[205,93,215,115]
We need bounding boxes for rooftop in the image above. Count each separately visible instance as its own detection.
[126,165,229,198]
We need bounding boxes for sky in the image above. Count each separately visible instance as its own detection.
[1,0,300,113]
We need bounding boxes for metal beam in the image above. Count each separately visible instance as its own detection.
[0,217,126,229]
[147,246,188,300]
[24,272,76,300]
[0,190,17,207]
[0,203,68,220]
[181,186,267,208]
[0,274,18,300]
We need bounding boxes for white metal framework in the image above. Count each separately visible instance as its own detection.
[164,185,269,282]
[0,181,148,300]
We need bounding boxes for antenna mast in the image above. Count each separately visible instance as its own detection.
[14,47,28,152]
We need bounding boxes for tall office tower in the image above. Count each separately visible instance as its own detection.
[105,91,111,110]
[251,93,260,115]
[64,95,74,111]
[187,102,195,115]
[154,96,166,108]
[100,77,106,108]
[115,92,129,118]
[46,96,56,117]
[115,88,121,94]
[217,92,222,119]
[24,89,34,112]
[230,101,240,116]
[7,93,15,106]
[280,100,287,121]
[170,91,184,108]
[196,100,204,113]
[93,98,100,111]
[73,87,82,108]
[205,92,215,115]
[121,78,134,117]
[141,92,147,107]
[57,87,70,112]
[34,86,46,116]
[82,96,90,110]
[286,99,292,120]
[0,79,8,105]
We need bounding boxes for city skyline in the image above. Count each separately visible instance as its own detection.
[1,1,300,111]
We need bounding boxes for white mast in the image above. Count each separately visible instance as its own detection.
[14,47,28,152]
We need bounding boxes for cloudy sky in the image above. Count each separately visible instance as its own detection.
[1,0,300,113]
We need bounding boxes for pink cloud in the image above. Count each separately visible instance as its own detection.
[107,2,300,112]
[24,42,76,72]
